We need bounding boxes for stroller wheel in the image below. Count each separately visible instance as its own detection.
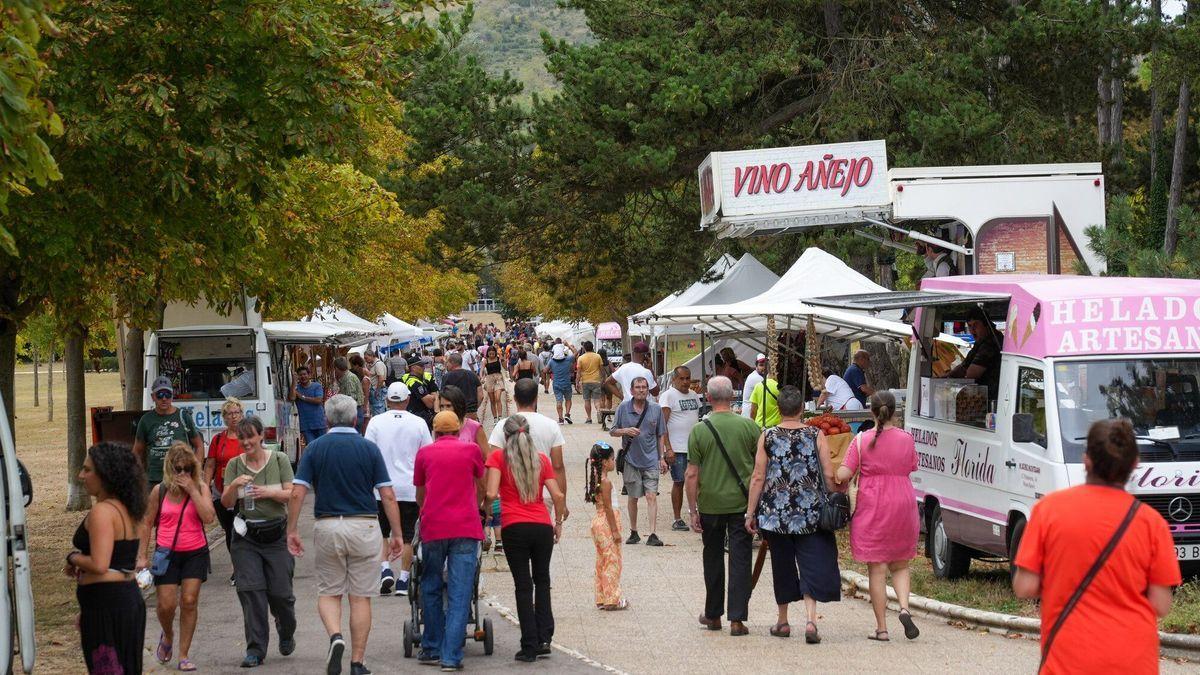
[403,619,416,658]
[483,618,494,656]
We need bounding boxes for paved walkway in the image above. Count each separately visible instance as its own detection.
[144,388,1191,674]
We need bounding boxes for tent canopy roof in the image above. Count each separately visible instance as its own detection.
[630,253,779,336]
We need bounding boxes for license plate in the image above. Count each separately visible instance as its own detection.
[1176,545,1200,561]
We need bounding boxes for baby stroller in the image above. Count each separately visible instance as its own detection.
[402,520,495,658]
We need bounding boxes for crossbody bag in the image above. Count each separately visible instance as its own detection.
[150,485,191,577]
[1038,498,1142,673]
[700,418,748,498]
[616,402,650,474]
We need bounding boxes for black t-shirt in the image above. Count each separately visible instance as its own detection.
[962,334,1001,399]
[402,373,439,427]
[441,369,481,413]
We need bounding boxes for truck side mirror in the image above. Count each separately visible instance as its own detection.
[1012,413,1038,445]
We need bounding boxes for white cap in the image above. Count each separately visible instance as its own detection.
[756,353,767,363]
[386,381,410,402]
[552,344,567,360]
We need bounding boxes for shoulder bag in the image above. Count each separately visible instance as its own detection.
[816,428,851,532]
[1038,498,1142,673]
[150,484,191,577]
[700,418,748,498]
[616,402,649,474]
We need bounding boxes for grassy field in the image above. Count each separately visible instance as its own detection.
[14,366,124,672]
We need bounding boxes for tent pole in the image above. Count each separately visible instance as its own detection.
[700,332,707,385]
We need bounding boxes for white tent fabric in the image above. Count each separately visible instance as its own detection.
[378,313,424,344]
[643,248,908,342]
[629,253,779,337]
[673,339,760,389]
[534,320,596,346]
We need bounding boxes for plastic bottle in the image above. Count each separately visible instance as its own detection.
[243,484,255,511]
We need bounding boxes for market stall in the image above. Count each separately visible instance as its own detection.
[628,253,778,338]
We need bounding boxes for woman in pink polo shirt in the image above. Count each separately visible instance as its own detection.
[412,411,486,670]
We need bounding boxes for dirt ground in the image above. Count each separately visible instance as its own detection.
[13,366,124,672]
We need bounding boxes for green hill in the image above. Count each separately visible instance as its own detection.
[455,0,592,100]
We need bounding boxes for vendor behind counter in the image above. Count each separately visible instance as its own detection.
[945,306,1003,399]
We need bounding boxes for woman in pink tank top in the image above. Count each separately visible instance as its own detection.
[138,442,216,671]
[439,386,490,461]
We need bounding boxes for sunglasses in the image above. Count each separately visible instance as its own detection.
[154,390,173,400]
[173,465,193,474]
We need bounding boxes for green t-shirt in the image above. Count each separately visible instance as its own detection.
[687,411,761,514]
[223,451,294,521]
[750,378,781,428]
[135,408,200,484]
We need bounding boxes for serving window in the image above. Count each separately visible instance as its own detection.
[914,301,1009,429]
[159,335,257,401]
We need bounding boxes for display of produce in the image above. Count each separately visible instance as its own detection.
[804,413,852,436]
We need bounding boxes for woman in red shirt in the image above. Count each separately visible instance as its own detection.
[484,415,567,662]
[1014,419,1180,674]
[203,398,244,557]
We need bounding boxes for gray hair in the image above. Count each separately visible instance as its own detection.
[324,394,358,427]
[630,376,649,389]
[706,375,734,403]
[448,352,463,367]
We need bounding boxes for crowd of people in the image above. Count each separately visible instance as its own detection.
[63,325,1183,674]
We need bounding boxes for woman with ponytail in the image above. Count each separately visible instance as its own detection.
[484,415,567,662]
[835,391,920,642]
[585,442,627,611]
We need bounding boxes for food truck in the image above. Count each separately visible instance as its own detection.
[810,276,1200,578]
[595,322,624,366]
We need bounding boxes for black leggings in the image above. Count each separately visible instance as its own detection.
[77,581,145,674]
[501,522,555,652]
[213,497,235,551]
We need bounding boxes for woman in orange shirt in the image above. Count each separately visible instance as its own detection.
[1013,419,1180,674]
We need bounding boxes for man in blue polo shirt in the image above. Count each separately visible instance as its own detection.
[289,366,327,443]
[843,350,875,408]
[287,395,403,675]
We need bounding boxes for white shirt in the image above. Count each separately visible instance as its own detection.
[462,348,480,374]
[659,386,701,452]
[220,370,256,398]
[741,369,764,418]
[612,362,657,403]
[488,410,565,456]
[823,374,862,411]
[367,359,387,386]
[364,409,431,501]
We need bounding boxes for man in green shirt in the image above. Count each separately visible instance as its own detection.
[133,376,204,485]
[685,375,761,636]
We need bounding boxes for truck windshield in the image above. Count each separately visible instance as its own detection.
[1054,359,1200,462]
[159,334,257,401]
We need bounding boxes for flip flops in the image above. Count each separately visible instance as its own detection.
[868,629,890,642]
[601,599,630,611]
[898,609,920,640]
[156,633,172,664]
[178,658,197,671]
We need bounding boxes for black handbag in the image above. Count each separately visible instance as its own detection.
[817,491,851,532]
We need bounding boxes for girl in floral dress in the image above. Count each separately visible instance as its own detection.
[585,442,628,610]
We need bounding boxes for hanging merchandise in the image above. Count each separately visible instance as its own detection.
[806,316,824,391]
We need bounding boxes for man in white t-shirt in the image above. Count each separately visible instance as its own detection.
[487,379,568,517]
[606,340,659,403]
[461,342,481,376]
[660,366,701,532]
[740,354,766,418]
[818,369,864,411]
[364,381,431,596]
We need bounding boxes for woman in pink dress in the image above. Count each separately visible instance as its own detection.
[834,391,920,642]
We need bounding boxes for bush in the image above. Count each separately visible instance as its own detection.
[97,356,119,372]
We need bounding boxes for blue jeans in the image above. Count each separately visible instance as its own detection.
[420,537,480,666]
[301,428,326,444]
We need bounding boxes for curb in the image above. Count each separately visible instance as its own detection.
[481,593,629,674]
[840,570,1200,658]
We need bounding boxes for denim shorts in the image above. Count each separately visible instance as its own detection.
[553,384,572,402]
[669,452,688,483]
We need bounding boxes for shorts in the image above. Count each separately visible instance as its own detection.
[313,517,381,597]
[377,500,418,543]
[483,373,505,393]
[622,466,660,498]
[581,382,603,401]
[670,452,688,483]
[153,546,210,586]
[553,384,572,402]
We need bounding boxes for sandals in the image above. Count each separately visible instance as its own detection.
[868,629,890,642]
[178,658,197,671]
[769,622,791,638]
[601,599,630,611]
[898,609,920,640]
[156,633,172,664]
[805,621,821,644]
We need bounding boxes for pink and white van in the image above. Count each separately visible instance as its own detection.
[815,275,1200,577]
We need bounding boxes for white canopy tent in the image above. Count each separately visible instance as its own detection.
[534,320,596,346]
[629,253,780,338]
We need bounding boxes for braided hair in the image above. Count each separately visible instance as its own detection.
[584,442,615,503]
[868,391,897,451]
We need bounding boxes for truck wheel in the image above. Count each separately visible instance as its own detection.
[927,504,971,579]
[1007,518,1027,581]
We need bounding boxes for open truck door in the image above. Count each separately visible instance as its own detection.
[0,396,35,673]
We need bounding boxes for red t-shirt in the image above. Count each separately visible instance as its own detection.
[485,449,554,529]
[1014,485,1181,675]
[412,437,485,542]
[207,432,243,493]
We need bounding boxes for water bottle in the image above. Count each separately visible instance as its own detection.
[243,484,256,511]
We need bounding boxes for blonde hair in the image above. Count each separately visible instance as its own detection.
[503,415,540,503]
[221,397,244,415]
[161,442,201,496]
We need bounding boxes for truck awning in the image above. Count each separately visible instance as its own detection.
[805,290,1010,314]
[154,326,258,339]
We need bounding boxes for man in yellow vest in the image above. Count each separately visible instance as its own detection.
[400,354,438,429]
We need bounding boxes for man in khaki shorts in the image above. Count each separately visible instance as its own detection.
[288,395,403,675]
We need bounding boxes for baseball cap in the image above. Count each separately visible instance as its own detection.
[552,344,567,360]
[432,410,461,433]
[632,341,650,354]
[756,353,767,363]
[151,376,174,395]
[386,381,410,402]
[406,354,423,367]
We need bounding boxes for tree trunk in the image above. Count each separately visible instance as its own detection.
[1096,70,1112,148]
[1108,57,1124,163]
[32,346,39,408]
[65,326,90,511]
[0,319,16,431]
[122,326,145,411]
[47,349,54,422]
[1164,79,1190,257]
[1150,0,1164,191]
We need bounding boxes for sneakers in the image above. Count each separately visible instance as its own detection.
[585,418,593,424]
[279,635,296,656]
[326,634,346,675]
[564,415,573,424]
[396,577,409,596]
[514,650,537,663]
[625,531,641,545]
[379,568,395,596]
[671,519,689,531]
[536,643,552,657]
[350,663,371,675]
[240,654,263,668]
[646,533,663,547]
[417,651,441,664]
[440,664,464,672]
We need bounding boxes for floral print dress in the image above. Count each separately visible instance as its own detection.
[755,426,823,535]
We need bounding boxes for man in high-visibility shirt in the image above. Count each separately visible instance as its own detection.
[747,371,780,429]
